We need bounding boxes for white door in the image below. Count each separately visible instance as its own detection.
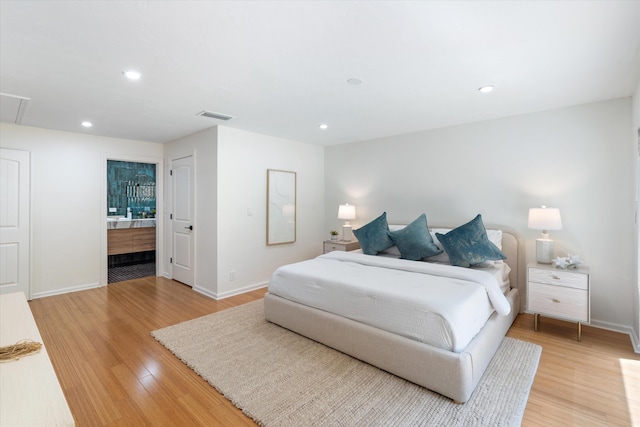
[637,128,640,337]
[172,156,194,286]
[0,148,30,297]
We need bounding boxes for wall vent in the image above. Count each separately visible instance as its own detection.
[197,110,234,121]
[0,92,30,124]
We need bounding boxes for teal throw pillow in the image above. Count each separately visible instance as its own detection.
[353,212,394,255]
[435,214,506,267]
[389,214,442,261]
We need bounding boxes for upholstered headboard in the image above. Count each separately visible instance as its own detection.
[427,225,525,313]
[496,228,526,313]
[379,222,526,313]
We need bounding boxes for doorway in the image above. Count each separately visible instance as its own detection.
[107,160,157,283]
[0,148,30,297]
[170,155,195,286]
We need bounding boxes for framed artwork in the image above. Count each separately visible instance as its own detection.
[267,169,296,245]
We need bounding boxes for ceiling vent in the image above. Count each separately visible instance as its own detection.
[0,92,30,124]
[197,110,234,121]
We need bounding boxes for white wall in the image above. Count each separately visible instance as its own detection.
[0,122,164,298]
[1,121,323,301]
[164,127,219,290]
[166,125,325,299]
[216,126,325,297]
[325,98,636,335]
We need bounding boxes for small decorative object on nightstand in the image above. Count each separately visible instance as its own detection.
[553,254,582,269]
[323,240,360,254]
[527,263,590,341]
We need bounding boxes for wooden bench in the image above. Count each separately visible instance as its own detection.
[0,292,74,426]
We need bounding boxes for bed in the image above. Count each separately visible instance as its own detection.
[264,217,525,403]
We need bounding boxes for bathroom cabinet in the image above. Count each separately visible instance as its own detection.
[108,227,156,255]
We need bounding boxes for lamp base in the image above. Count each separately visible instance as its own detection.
[536,238,554,264]
[342,225,353,242]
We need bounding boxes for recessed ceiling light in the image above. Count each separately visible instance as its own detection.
[478,85,494,93]
[347,78,363,85]
[123,70,142,80]
[319,124,328,130]
[81,121,93,128]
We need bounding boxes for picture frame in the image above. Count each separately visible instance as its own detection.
[266,169,296,245]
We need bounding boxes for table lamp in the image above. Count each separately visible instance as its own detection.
[338,204,356,242]
[528,206,562,264]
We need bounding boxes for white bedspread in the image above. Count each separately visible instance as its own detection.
[268,251,511,352]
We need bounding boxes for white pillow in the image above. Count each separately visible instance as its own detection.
[425,229,451,263]
[379,224,405,256]
[487,229,503,250]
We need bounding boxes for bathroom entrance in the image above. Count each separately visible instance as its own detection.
[107,160,157,283]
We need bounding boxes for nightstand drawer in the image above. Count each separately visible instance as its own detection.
[528,268,588,290]
[528,282,589,322]
[324,242,343,252]
[323,241,360,253]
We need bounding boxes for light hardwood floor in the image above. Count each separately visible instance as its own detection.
[29,277,639,426]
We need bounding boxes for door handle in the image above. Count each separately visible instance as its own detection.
[184,225,193,231]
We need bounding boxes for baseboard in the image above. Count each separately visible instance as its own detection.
[193,281,268,300]
[31,282,104,300]
[589,319,640,354]
[29,277,267,302]
[192,285,217,299]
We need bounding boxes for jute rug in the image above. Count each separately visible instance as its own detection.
[152,300,541,427]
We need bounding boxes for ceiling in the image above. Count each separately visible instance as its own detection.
[1,1,639,146]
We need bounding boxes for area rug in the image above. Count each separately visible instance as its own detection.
[152,300,541,427]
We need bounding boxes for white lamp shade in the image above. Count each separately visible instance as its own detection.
[528,206,562,264]
[337,204,356,220]
[527,207,562,231]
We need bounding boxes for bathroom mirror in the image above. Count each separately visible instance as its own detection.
[267,169,296,245]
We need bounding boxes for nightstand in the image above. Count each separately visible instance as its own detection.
[527,263,590,341]
[323,240,360,254]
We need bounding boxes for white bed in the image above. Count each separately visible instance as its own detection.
[264,227,525,403]
[269,251,511,352]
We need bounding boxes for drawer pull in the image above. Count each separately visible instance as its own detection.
[552,298,561,303]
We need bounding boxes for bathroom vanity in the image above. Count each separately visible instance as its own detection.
[107,218,156,255]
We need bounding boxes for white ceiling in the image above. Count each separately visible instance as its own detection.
[1,1,639,146]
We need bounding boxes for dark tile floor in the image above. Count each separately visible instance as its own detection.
[108,262,156,283]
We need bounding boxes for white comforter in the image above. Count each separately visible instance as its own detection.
[268,251,511,352]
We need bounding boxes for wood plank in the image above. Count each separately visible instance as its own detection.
[107,229,133,255]
[28,277,640,426]
[108,227,156,255]
[132,227,156,252]
[507,313,640,426]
